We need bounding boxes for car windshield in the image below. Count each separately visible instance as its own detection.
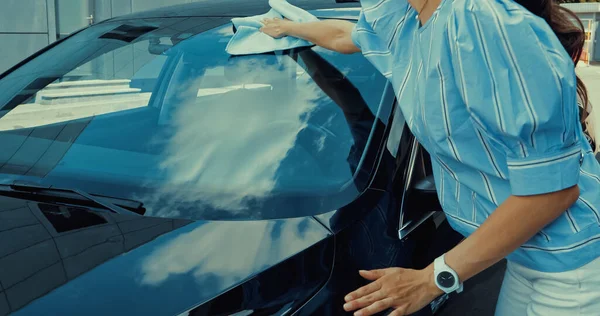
[0,17,387,220]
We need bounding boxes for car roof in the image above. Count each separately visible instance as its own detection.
[110,0,361,21]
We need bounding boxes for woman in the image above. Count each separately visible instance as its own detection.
[261,0,600,315]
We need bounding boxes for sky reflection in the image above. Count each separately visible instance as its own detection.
[140,218,327,288]
[144,56,325,214]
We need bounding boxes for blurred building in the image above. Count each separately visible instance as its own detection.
[0,0,210,74]
[563,2,600,64]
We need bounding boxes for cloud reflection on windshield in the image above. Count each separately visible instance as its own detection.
[139,218,326,288]
[142,56,324,215]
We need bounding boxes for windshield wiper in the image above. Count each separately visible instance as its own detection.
[0,181,143,216]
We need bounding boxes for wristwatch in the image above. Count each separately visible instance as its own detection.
[434,254,463,294]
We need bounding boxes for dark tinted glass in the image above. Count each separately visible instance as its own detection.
[0,18,387,220]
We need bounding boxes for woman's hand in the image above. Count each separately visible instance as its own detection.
[260,18,292,38]
[343,266,442,316]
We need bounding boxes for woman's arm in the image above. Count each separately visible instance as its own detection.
[445,186,579,285]
[260,18,361,54]
[342,187,580,316]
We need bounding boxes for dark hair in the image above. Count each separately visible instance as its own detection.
[515,0,590,124]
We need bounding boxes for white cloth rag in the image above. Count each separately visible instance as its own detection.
[226,0,318,55]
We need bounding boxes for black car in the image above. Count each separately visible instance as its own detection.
[0,2,463,315]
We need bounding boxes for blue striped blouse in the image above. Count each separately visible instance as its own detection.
[352,0,600,272]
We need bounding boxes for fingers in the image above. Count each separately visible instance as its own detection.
[343,291,385,311]
[259,19,271,33]
[354,297,395,316]
[359,269,388,281]
[261,17,280,24]
[345,281,382,302]
[388,307,407,316]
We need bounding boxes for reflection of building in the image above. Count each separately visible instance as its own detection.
[562,3,600,64]
[0,195,191,315]
[0,0,162,73]
[0,80,151,132]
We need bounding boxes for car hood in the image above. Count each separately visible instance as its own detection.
[0,195,331,315]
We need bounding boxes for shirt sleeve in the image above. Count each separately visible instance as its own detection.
[350,12,392,77]
[351,0,409,51]
[351,12,390,56]
[448,1,582,196]
[350,12,369,50]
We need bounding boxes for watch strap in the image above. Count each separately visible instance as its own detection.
[434,254,444,271]
[434,254,462,294]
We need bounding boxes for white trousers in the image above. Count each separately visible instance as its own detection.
[495,257,600,315]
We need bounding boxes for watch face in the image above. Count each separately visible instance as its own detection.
[437,271,456,288]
